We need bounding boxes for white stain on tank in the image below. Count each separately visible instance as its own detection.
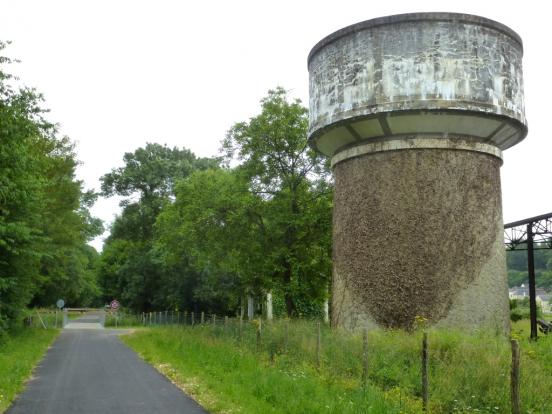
[381,56,463,102]
[307,16,527,131]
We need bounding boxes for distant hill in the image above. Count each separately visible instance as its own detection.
[507,245,552,289]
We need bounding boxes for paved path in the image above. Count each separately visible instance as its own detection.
[64,312,104,330]
[7,318,208,414]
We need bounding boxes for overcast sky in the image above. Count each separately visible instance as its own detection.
[2,0,550,251]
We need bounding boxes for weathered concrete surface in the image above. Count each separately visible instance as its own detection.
[308,13,527,157]
[308,13,524,333]
[330,136,503,167]
[332,148,510,331]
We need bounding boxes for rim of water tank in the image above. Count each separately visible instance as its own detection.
[307,12,523,67]
[307,108,528,155]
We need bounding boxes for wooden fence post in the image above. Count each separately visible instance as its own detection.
[511,339,521,414]
[422,332,429,412]
[191,312,195,326]
[201,311,205,324]
[212,314,216,325]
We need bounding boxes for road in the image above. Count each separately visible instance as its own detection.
[7,315,208,414]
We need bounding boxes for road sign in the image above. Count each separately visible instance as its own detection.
[110,299,120,310]
[56,299,65,309]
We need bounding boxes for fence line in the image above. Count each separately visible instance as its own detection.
[98,309,527,412]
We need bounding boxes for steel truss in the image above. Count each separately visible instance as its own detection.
[504,212,552,340]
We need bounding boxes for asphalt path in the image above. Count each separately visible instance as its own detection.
[7,316,208,414]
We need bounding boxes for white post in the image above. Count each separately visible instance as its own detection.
[247,295,255,320]
[266,292,273,321]
[323,299,329,324]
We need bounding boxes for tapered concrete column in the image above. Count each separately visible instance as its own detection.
[308,13,527,332]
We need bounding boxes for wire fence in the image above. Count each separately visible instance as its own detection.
[21,307,541,412]
[130,310,535,413]
[23,309,64,329]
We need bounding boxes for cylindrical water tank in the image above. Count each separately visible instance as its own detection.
[308,13,527,331]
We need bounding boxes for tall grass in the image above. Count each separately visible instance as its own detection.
[123,324,404,413]
[124,317,552,413]
[0,328,59,412]
[22,308,65,329]
[104,311,142,327]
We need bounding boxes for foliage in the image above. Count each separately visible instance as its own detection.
[507,246,552,288]
[101,143,218,203]
[509,297,543,321]
[221,87,332,316]
[98,143,217,312]
[125,319,552,414]
[104,310,143,327]
[123,325,401,414]
[99,89,332,318]
[0,41,102,331]
[155,168,266,313]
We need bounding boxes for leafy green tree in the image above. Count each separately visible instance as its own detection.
[101,143,217,203]
[222,88,332,316]
[155,168,266,313]
[31,138,104,307]
[507,270,527,288]
[98,143,217,312]
[1,41,102,331]
[507,246,552,289]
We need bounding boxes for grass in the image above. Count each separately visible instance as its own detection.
[23,308,66,329]
[105,311,142,328]
[122,318,552,414]
[122,325,403,413]
[0,328,59,412]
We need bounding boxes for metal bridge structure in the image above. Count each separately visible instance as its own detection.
[504,212,552,340]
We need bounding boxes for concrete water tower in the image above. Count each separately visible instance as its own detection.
[308,13,527,331]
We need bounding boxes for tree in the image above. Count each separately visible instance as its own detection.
[506,246,552,289]
[1,41,102,331]
[155,168,266,313]
[98,143,217,312]
[101,143,217,203]
[31,138,104,307]
[222,88,332,316]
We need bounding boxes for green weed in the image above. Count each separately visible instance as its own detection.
[123,318,552,413]
[0,328,58,412]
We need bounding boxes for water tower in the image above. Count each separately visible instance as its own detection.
[308,13,527,331]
